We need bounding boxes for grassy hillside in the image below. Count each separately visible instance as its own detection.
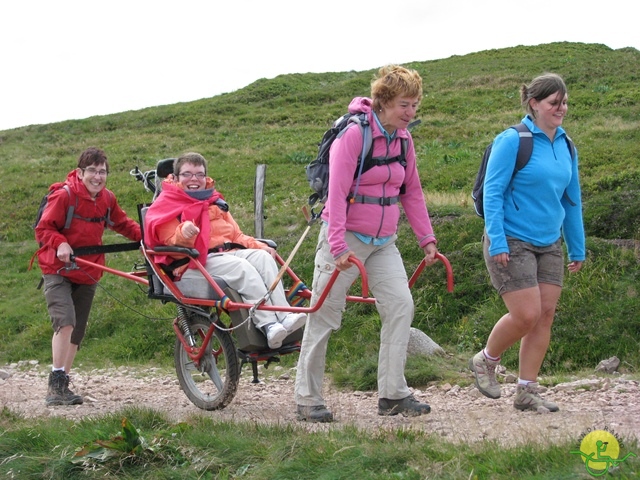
[0,42,638,381]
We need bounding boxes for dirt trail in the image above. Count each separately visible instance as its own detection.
[2,360,639,447]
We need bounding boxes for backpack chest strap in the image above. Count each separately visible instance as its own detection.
[73,212,110,223]
[348,194,400,206]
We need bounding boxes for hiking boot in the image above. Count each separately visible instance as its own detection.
[281,313,306,334]
[265,323,287,349]
[46,370,82,406]
[64,374,84,405]
[296,405,334,423]
[46,371,65,406]
[469,350,501,399]
[378,395,431,416]
[513,382,559,413]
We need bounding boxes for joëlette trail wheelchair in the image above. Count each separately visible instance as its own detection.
[70,158,454,411]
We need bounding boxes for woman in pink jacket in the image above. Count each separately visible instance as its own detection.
[295,65,440,422]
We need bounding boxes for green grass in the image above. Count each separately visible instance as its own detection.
[2,406,638,479]
[1,41,639,478]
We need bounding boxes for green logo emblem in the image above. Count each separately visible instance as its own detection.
[571,428,636,477]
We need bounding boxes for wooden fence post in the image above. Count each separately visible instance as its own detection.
[254,164,266,238]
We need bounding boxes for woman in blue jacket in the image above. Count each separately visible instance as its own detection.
[470,73,585,413]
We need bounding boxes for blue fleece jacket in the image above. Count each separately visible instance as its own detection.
[484,115,586,261]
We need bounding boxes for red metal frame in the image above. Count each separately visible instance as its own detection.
[75,248,453,312]
[72,246,454,365]
[172,316,220,367]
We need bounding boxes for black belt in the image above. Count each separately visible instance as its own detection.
[349,195,400,206]
[208,242,246,253]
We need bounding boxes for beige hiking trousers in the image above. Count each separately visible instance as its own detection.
[295,223,414,406]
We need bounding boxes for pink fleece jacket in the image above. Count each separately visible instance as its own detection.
[322,97,436,259]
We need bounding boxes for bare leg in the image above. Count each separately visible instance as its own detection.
[518,283,562,380]
[52,325,76,373]
[63,345,78,374]
[484,287,541,358]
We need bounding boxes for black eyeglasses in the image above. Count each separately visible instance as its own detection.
[83,167,108,177]
[179,172,206,180]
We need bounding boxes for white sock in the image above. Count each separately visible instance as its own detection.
[518,378,534,386]
[52,367,65,373]
[483,349,500,362]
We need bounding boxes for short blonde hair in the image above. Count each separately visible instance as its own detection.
[371,65,423,112]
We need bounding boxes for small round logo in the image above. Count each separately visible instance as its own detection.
[571,429,636,477]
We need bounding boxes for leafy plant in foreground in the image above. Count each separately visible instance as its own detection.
[71,417,187,469]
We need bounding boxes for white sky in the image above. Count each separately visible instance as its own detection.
[1,0,637,131]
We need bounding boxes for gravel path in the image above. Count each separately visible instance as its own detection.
[2,360,639,447]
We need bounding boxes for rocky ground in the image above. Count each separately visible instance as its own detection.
[1,360,639,448]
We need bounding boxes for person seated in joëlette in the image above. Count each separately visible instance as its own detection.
[144,152,306,349]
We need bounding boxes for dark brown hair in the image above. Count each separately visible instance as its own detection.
[521,73,568,118]
[77,147,109,172]
[174,152,207,176]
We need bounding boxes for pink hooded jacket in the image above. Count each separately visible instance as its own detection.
[322,97,436,259]
[144,179,268,279]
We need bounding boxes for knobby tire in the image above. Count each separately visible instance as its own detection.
[174,311,240,410]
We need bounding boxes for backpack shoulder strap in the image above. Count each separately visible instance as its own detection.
[104,189,115,227]
[68,188,115,228]
[350,113,373,160]
[561,134,578,206]
[400,137,408,166]
[62,185,76,230]
[511,123,533,174]
[362,133,409,170]
[350,113,373,201]
[335,112,373,169]
[565,135,576,160]
[366,119,417,166]
[510,123,575,170]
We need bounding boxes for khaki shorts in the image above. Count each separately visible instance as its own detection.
[483,235,564,295]
[43,274,97,346]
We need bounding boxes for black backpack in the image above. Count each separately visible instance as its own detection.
[471,123,575,218]
[305,111,416,216]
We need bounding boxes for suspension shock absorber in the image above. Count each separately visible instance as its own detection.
[177,306,196,347]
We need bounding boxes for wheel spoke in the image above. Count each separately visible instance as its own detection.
[202,354,225,391]
[183,361,198,372]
